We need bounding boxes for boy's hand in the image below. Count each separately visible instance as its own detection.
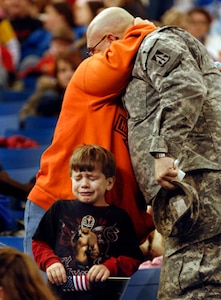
[87,264,110,282]
[46,262,67,285]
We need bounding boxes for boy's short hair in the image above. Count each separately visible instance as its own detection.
[70,144,116,178]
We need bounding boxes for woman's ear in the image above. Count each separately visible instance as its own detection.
[106,176,115,191]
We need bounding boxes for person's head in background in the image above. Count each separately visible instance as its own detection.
[86,6,134,56]
[42,1,73,33]
[36,48,83,117]
[187,7,213,45]
[161,7,191,31]
[54,48,83,90]
[28,0,51,18]
[46,25,75,57]
[73,0,105,27]
[1,0,33,19]
[0,247,58,300]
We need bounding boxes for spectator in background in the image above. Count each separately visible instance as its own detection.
[192,1,221,61]
[28,0,51,18]
[0,247,58,300]
[186,7,220,60]
[19,48,83,128]
[1,0,50,71]
[73,0,105,27]
[161,7,191,30]
[71,0,106,58]
[187,6,213,45]
[18,25,75,78]
[42,1,74,38]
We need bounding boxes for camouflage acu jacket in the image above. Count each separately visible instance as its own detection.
[123,26,221,203]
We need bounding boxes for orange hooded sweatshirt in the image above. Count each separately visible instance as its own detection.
[28,23,156,242]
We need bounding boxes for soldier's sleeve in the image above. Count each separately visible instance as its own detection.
[142,31,207,158]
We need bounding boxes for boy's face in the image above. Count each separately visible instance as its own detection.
[71,166,114,206]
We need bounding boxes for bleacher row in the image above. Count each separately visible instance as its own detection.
[0,86,58,225]
[0,87,161,299]
[0,87,58,174]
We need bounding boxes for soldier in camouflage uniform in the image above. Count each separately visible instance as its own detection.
[123,26,221,299]
[86,7,221,299]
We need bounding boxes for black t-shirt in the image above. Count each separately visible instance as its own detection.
[33,200,143,300]
[33,199,142,273]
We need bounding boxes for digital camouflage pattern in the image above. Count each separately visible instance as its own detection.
[123,26,221,298]
[123,26,221,203]
[158,231,221,299]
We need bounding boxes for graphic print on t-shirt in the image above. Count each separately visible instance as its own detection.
[58,214,119,275]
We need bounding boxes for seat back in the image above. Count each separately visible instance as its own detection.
[0,114,19,136]
[0,236,24,251]
[24,116,58,129]
[0,102,25,115]
[7,167,38,183]
[1,89,33,102]
[0,145,47,169]
[121,268,161,300]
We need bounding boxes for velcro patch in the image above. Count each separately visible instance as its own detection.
[152,50,170,67]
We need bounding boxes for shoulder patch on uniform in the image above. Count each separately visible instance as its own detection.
[152,49,170,67]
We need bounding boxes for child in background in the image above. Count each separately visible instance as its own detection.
[19,48,83,128]
[32,144,143,300]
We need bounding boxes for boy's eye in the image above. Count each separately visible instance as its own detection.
[89,175,99,181]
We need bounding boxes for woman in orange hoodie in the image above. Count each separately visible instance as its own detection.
[25,7,156,256]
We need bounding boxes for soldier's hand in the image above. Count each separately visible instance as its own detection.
[155,157,178,189]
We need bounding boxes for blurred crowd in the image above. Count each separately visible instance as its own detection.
[0,0,221,94]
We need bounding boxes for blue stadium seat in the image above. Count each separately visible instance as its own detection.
[0,101,25,115]
[21,77,37,90]
[121,268,161,300]
[0,114,19,136]
[1,89,33,102]
[0,236,24,251]
[7,167,38,183]
[24,115,58,129]
[0,145,47,169]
